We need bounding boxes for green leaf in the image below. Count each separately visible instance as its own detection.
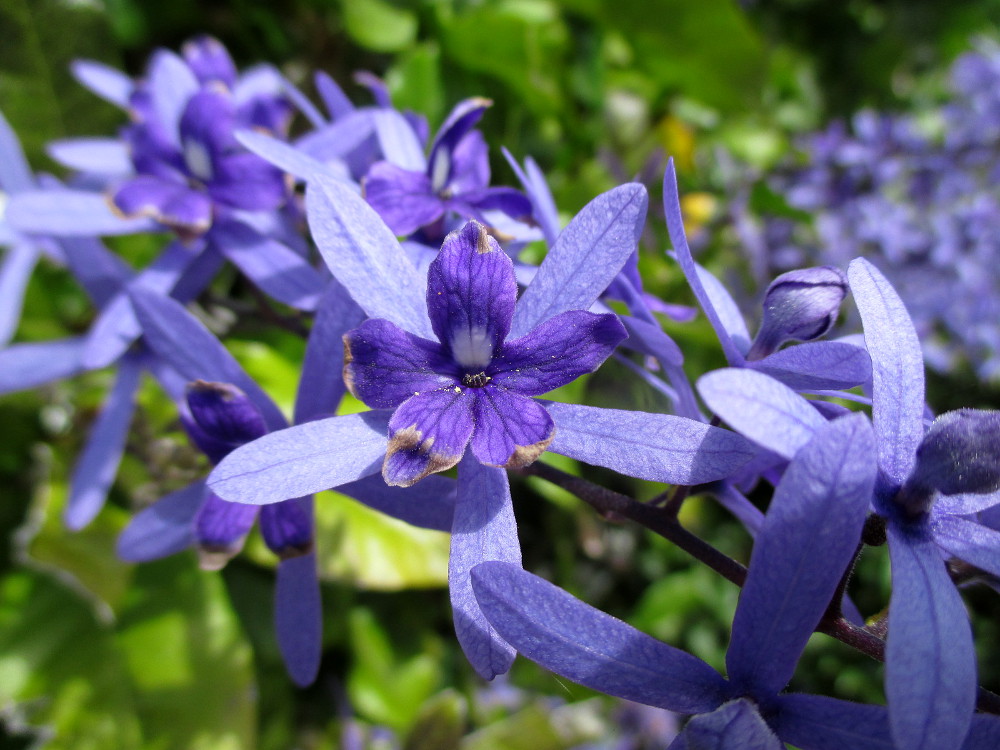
[115,556,257,750]
[341,0,418,53]
[314,490,450,590]
[0,570,142,750]
[403,689,467,750]
[387,43,445,128]
[461,699,608,750]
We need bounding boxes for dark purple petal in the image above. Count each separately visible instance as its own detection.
[6,189,159,236]
[209,218,323,311]
[848,258,926,486]
[696,368,825,460]
[545,402,756,485]
[465,187,533,221]
[315,70,354,120]
[491,311,626,395]
[208,152,288,211]
[383,390,475,486]
[338,473,456,532]
[663,160,746,365]
[306,173,433,337]
[129,285,286,430]
[469,388,554,468]
[372,108,426,171]
[116,480,206,561]
[908,409,1000,497]
[70,59,133,109]
[428,98,490,179]
[963,715,1000,750]
[510,183,647,337]
[295,280,367,424]
[450,459,520,680]
[886,520,976,750]
[208,411,391,505]
[471,561,728,712]
[46,138,133,176]
[748,340,872,391]
[0,243,41,346]
[932,515,1000,577]
[427,221,517,368]
[772,694,894,750]
[113,176,213,235]
[64,356,143,530]
[0,337,87,395]
[260,497,313,558]
[681,700,783,750]
[363,161,443,236]
[275,552,322,687]
[185,381,269,463]
[727,414,876,696]
[344,318,454,409]
[445,130,490,195]
[194,491,259,569]
[181,35,237,86]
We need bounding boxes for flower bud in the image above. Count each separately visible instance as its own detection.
[907,409,1000,498]
[184,380,268,464]
[747,266,848,360]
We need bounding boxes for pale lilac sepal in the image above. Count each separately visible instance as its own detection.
[372,108,426,171]
[148,49,200,147]
[208,411,391,505]
[545,402,755,485]
[620,315,684,368]
[749,341,872,391]
[59,236,132,309]
[693,262,752,356]
[848,258,926,485]
[337,473,455,532]
[509,183,648,337]
[6,190,159,236]
[235,130,345,185]
[471,560,729,712]
[935,490,1000,515]
[696,368,825,460]
[501,148,560,246]
[47,138,133,176]
[727,414,876,696]
[305,173,432,338]
[314,71,354,121]
[0,243,41,346]
[275,552,322,687]
[886,520,976,750]
[450,459,520,680]
[680,700,783,750]
[772,694,894,750]
[0,337,88,395]
[279,76,325,129]
[116,480,206,561]
[70,59,133,108]
[0,109,35,192]
[932,515,1000,577]
[64,355,143,530]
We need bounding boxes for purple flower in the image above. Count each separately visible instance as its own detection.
[345,220,627,486]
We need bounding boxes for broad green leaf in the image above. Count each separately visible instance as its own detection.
[341,0,418,53]
[0,570,142,750]
[115,556,257,750]
[315,490,450,590]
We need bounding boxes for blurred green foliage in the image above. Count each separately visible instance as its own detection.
[2,0,1000,747]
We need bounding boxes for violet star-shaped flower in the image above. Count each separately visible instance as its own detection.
[344,220,627,486]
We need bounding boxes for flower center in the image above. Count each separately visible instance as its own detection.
[450,325,493,369]
[461,372,491,388]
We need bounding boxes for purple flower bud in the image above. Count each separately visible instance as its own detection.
[185,380,268,464]
[747,266,847,360]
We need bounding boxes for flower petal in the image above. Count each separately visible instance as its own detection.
[510,183,648,337]
[6,189,159,236]
[344,318,454,409]
[0,243,41,346]
[209,411,391,505]
[697,368,826,460]
[450,459,520,679]
[147,49,200,148]
[848,258,926,486]
[116,480,206,561]
[886,519,976,750]
[260,497,313,558]
[384,390,475,486]
[471,560,728,712]
[194,491,259,569]
[502,148,560,245]
[113,176,213,235]
[70,59,133,109]
[372,107,427,172]
[748,340,872,391]
[338,473,456,532]
[363,161,443,236]
[275,552,322,686]
[545,402,755,485]
[727,414,876,696]
[772,694,894,750]
[681,700,783,750]
[469,388,554,468]
[315,70,354,120]
[0,337,88,395]
[235,129,337,184]
[46,138,133,176]
[491,310,626,395]
[932,515,1000,578]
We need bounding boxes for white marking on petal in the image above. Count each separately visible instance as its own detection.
[429,147,451,193]
[184,139,213,181]
[451,325,493,369]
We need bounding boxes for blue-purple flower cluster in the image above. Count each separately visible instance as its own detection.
[731,40,1000,380]
[2,35,999,748]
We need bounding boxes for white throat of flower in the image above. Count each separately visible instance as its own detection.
[183,139,214,182]
[430,147,451,194]
[451,325,493,369]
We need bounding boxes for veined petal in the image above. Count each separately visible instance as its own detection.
[384,390,475,487]
[934,490,1000,515]
[450,459,520,680]
[511,183,647,337]
[7,189,159,236]
[306,172,432,338]
[65,355,143,530]
[772,694,894,750]
[194,491,259,570]
[727,414,876,696]
[545,402,755,485]
[428,97,490,177]
[209,411,391,505]
[470,388,554,468]
[46,138,133,176]
[116,480,206,561]
[932,515,1000,578]
[236,129,336,184]
[344,318,454,409]
[275,552,322,687]
[0,337,88,395]
[363,161,443,236]
[209,152,288,211]
[185,381,269,463]
[697,368,825,460]
[748,340,872,391]
[680,700,783,750]
[886,519,976,750]
[491,311,626,395]
[446,131,491,195]
[70,59,133,109]
[427,221,517,369]
[848,258,926,486]
[471,561,728,712]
